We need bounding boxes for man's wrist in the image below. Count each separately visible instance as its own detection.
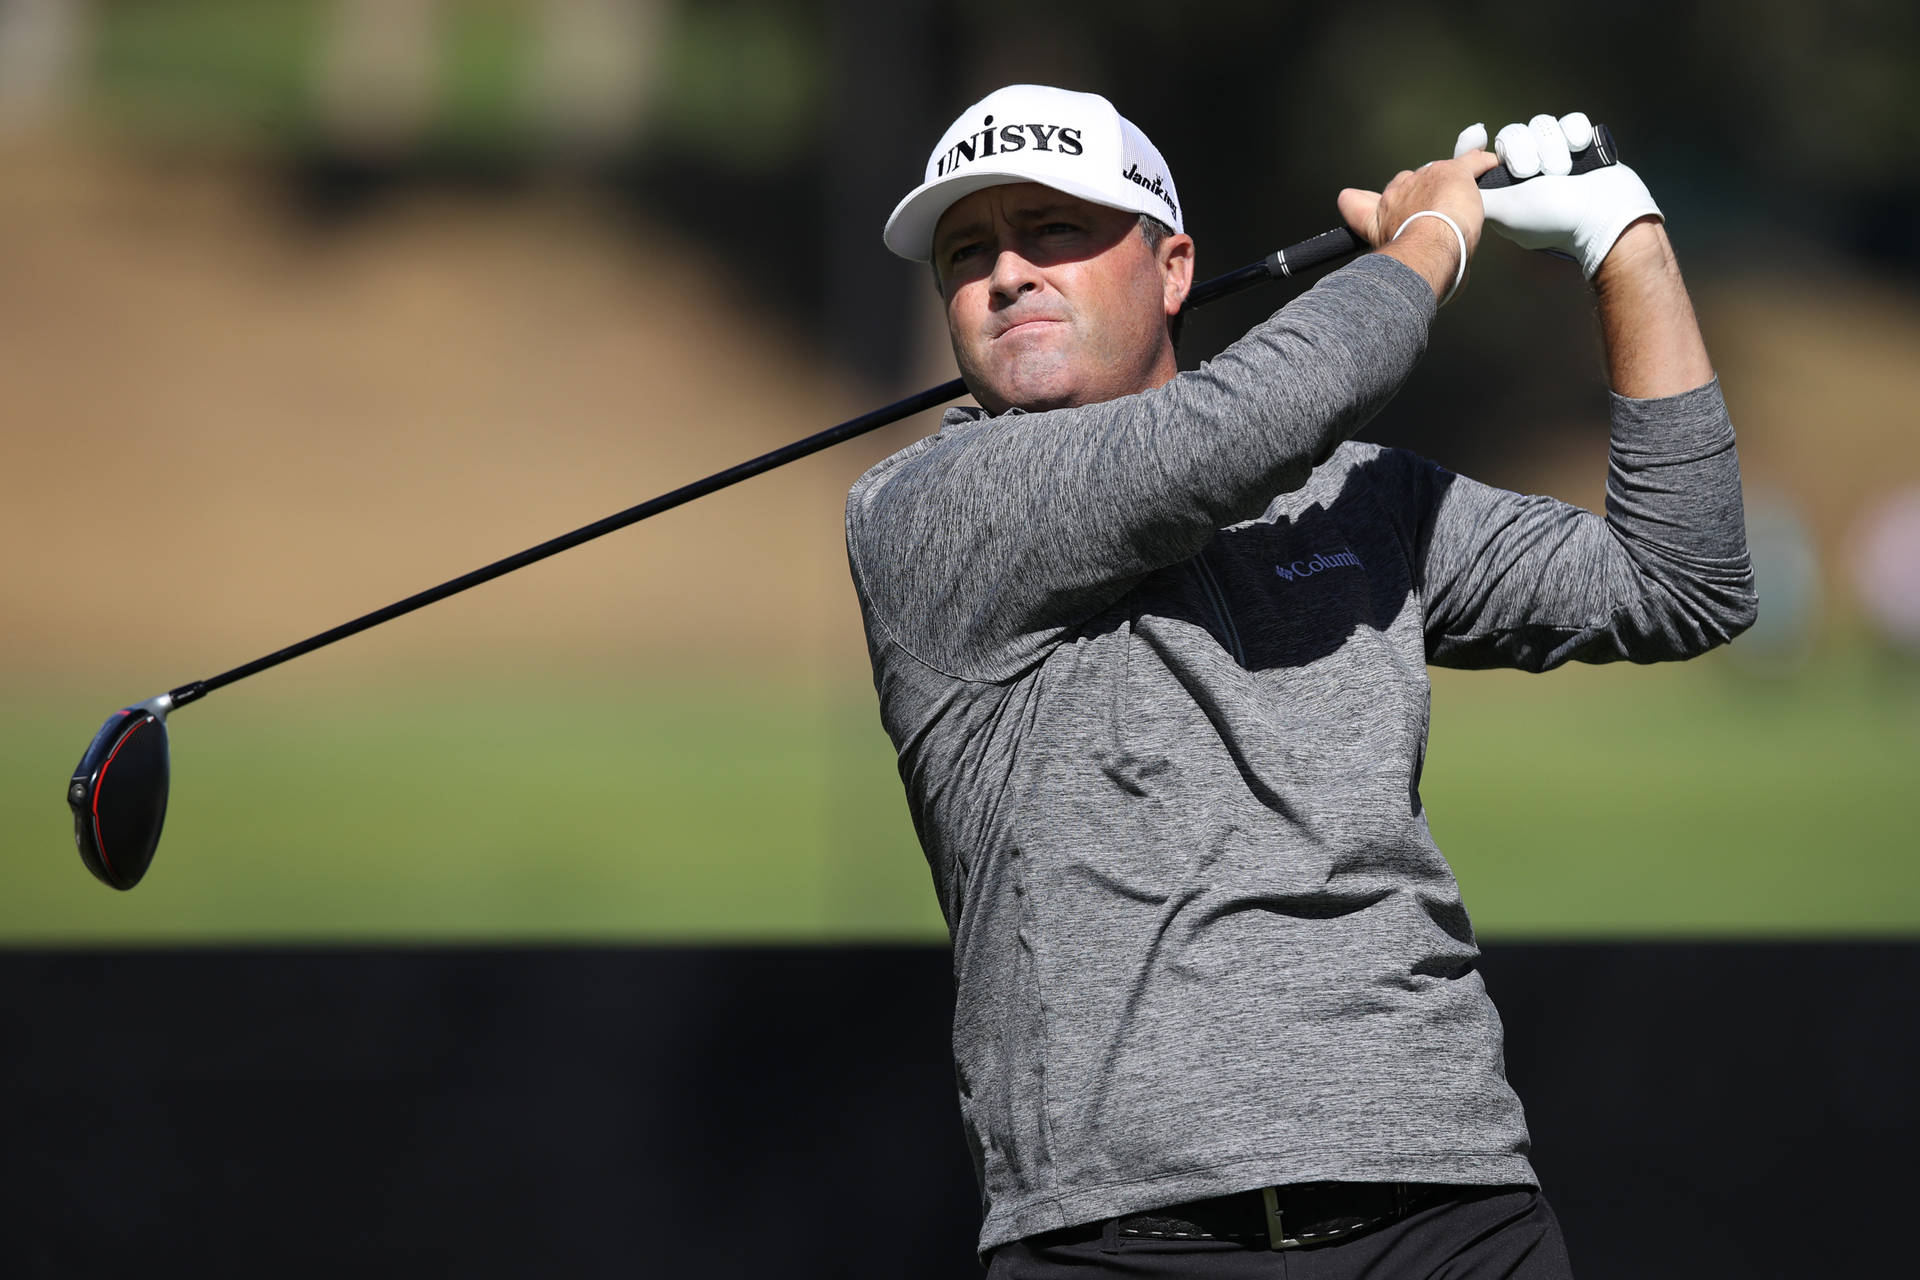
[1378,218,1463,304]
[1592,217,1673,295]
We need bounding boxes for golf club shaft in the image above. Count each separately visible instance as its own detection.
[163,225,1370,712]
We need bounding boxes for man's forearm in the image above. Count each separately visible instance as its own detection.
[1592,219,1714,398]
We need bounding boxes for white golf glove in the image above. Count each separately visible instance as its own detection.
[1455,113,1662,279]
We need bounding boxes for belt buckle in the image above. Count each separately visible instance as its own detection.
[1261,1187,1295,1250]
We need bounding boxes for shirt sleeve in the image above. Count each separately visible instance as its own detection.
[1370,377,1758,670]
[846,253,1437,683]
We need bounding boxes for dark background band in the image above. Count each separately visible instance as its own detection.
[3,942,1909,1278]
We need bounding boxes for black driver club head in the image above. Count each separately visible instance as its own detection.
[68,702,172,891]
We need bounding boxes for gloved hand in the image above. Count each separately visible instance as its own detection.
[1455,113,1662,279]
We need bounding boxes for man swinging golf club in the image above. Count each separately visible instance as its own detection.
[845,84,1756,1277]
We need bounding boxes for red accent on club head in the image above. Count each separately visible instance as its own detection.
[89,714,153,885]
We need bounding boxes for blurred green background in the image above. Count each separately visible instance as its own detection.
[7,659,1919,942]
[4,0,1916,942]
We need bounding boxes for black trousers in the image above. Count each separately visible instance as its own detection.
[985,1187,1575,1279]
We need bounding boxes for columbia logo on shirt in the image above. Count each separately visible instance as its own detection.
[1274,549,1364,582]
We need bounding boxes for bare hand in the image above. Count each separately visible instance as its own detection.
[1337,152,1500,303]
[1338,152,1499,251]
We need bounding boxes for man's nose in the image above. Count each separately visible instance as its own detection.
[987,248,1042,302]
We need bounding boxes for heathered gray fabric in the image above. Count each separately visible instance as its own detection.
[843,253,1757,1256]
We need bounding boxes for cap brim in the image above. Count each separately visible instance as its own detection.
[883,166,1154,262]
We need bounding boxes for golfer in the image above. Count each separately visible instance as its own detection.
[845,85,1754,1278]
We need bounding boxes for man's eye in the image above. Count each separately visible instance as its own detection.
[949,243,983,265]
[1040,222,1079,235]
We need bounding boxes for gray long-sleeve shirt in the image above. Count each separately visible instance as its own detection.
[843,253,1757,1255]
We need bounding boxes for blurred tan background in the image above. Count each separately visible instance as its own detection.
[0,0,913,690]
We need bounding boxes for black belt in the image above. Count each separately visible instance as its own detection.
[1036,1182,1453,1252]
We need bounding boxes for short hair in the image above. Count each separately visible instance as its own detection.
[1137,214,1186,348]
[932,213,1186,347]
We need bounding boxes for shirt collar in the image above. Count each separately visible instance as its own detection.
[941,403,1027,428]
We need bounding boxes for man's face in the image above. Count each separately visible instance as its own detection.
[932,183,1192,416]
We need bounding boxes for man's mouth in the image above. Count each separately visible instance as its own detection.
[994,317,1063,340]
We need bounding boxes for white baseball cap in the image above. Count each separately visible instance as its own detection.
[883,84,1184,262]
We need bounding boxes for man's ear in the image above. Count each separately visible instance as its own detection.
[1160,233,1195,318]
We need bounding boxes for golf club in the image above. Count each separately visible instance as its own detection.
[67,128,1619,890]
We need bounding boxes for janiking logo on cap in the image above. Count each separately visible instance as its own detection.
[1120,162,1178,222]
[934,116,1086,177]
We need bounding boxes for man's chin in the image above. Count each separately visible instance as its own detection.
[974,386,1077,416]
[975,367,1084,416]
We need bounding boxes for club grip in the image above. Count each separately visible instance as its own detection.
[1268,226,1366,278]
[1476,123,1617,189]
